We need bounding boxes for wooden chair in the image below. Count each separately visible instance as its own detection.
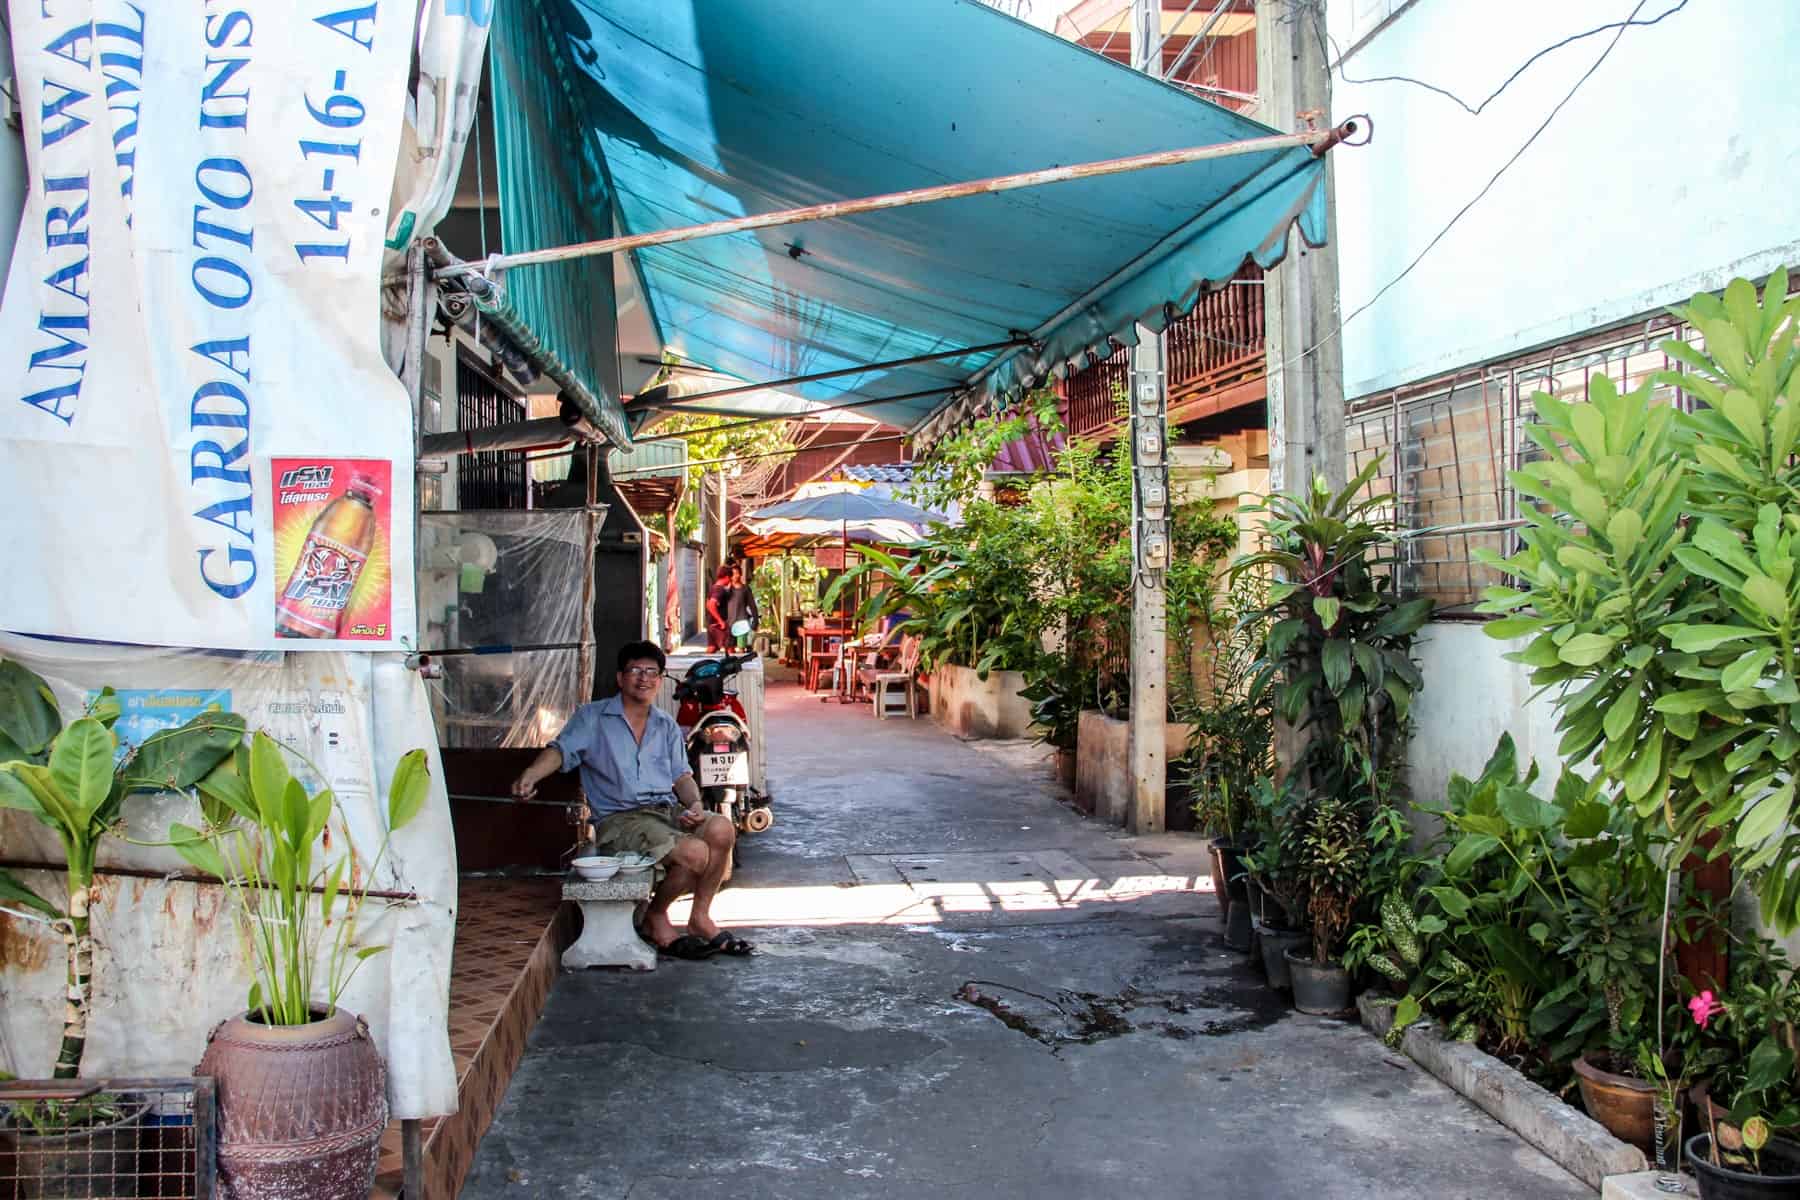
[869,635,923,719]
[850,625,904,699]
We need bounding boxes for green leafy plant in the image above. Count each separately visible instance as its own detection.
[0,660,243,1083]
[1236,775,1307,926]
[1234,460,1433,794]
[1299,795,1367,965]
[171,731,430,1026]
[1677,930,1800,1132]
[1179,573,1275,836]
[911,387,1063,512]
[1357,734,1665,1073]
[1342,890,1427,1044]
[0,1072,125,1137]
[1019,660,1090,753]
[1479,270,1800,929]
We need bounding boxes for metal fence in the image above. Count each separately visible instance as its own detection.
[1347,315,1701,613]
[0,1078,215,1198]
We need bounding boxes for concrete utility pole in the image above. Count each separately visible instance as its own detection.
[1126,0,1170,834]
[1256,0,1347,494]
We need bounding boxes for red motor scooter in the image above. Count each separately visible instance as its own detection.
[672,625,774,836]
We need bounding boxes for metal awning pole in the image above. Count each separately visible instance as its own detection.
[633,337,1031,408]
[612,433,909,478]
[631,385,959,435]
[431,125,1357,278]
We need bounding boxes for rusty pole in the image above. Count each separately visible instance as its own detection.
[431,127,1356,278]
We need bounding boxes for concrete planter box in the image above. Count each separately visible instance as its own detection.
[1358,993,1646,1190]
[1074,709,1193,826]
[930,663,1033,740]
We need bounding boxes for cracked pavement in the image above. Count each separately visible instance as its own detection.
[462,674,1589,1199]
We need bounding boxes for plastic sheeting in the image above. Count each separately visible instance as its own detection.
[419,510,596,749]
[0,637,457,1120]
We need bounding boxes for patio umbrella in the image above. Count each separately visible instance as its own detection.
[745,489,947,562]
[746,490,947,700]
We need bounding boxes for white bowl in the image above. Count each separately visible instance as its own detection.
[570,855,621,881]
[613,853,656,870]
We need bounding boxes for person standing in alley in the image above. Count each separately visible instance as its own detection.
[727,561,759,648]
[705,564,732,651]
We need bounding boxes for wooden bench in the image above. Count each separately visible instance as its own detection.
[561,869,657,972]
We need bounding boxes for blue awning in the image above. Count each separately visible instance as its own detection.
[490,0,1328,437]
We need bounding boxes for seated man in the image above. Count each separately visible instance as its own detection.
[511,640,752,960]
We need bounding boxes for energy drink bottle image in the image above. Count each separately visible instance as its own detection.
[274,473,381,639]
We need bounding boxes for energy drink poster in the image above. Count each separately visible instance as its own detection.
[0,2,419,651]
[272,459,393,641]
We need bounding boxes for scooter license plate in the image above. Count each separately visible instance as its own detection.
[699,752,749,787]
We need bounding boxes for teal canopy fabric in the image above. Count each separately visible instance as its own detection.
[490,0,1328,436]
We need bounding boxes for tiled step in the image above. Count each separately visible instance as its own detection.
[372,879,574,1200]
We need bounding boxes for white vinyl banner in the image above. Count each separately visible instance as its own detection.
[0,1,418,651]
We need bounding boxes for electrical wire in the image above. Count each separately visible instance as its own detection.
[1275,0,1666,374]
[1328,0,1690,118]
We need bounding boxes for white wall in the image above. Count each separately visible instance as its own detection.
[1327,0,1800,399]
[1404,622,1562,810]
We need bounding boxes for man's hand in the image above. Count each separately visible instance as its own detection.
[512,746,563,802]
[677,806,706,830]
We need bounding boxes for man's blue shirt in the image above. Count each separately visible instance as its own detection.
[552,695,691,816]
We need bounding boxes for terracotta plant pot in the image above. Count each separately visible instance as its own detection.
[0,1097,150,1199]
[1573,1054,1657,1153]
[1685,1133,1800,1199]
[1052,748,1076,787]
[198,1007,388,1200]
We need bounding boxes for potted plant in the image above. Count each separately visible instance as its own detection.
[1678,932,1800,1160]
[171,730,429,1200]
[1478,272,1800,933]
[1020,659,1087,788]
[1539,855,1664,1152]
[1688,1118,1800,1198]
[1285,795,1367,1014]
[1239,776,1310,988]
[0,660,243,1196]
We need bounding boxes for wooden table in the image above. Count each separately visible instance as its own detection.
[801,625,852,691]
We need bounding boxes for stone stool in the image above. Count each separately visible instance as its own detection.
[562,869,656,971]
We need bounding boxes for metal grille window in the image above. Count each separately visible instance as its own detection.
[1347,315,1705,613]
[455,354,529,511]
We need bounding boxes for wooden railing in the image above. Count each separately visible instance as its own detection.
[1062,263,1265,441]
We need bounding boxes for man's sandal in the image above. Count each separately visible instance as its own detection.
[657,933,719,960]
[636,920,719,961]
[706,931,754,957]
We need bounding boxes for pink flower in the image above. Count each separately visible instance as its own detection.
[1689,990,1725,1029]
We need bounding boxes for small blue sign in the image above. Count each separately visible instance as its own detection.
[97,689,233,754]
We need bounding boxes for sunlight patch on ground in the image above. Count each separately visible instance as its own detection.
[671,874,1206,927]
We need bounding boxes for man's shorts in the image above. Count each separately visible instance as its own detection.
[593,803,686,863]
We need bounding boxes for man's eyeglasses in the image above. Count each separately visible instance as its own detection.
[622,666,664,679]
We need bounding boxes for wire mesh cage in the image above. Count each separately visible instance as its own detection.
[0,1078,214,1199]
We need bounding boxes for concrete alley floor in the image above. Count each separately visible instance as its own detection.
[462,677,1589,1199]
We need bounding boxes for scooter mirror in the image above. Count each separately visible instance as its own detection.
[730,619,752,638]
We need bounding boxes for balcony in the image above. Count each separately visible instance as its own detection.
[1061,263,1265,442]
